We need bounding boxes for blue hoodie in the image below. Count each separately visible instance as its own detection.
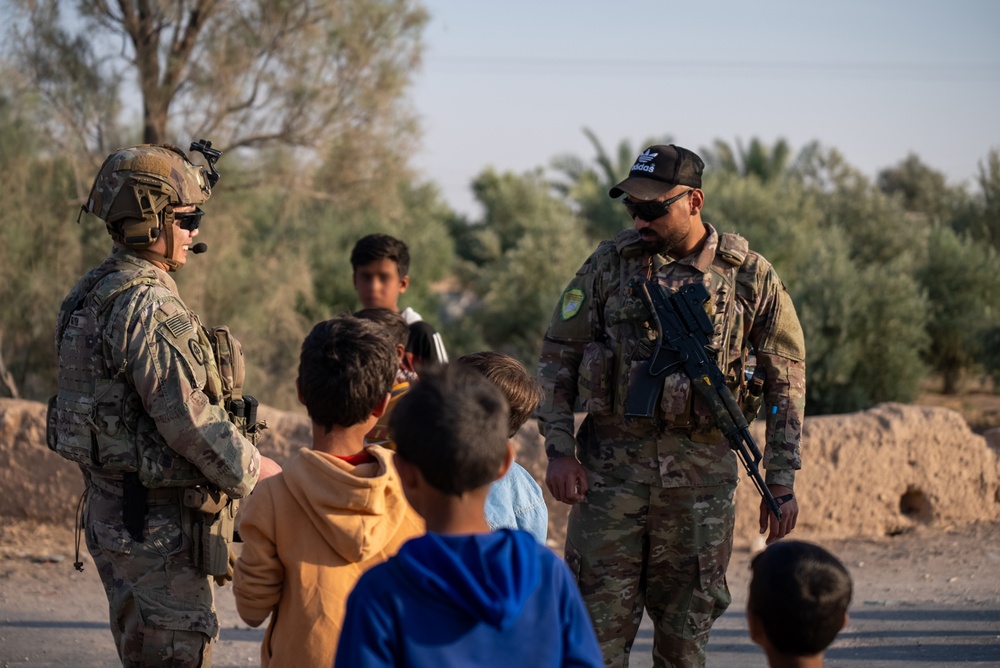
[335,529,602,667]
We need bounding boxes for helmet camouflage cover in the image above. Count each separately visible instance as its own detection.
[84,144,212,246]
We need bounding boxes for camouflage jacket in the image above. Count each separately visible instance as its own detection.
[53,246,260,497]
[537,225,805,489]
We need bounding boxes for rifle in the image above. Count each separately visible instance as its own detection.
[624,278,782,521]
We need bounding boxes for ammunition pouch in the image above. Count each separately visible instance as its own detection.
[207,325,266,445]
[623,346,754,441]
[183,486,239,582]
[622,340,656,419]
[659,372,692,426]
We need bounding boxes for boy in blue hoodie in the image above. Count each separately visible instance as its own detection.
[335,364,603,668]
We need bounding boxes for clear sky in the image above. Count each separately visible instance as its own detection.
[410,0,1000,216]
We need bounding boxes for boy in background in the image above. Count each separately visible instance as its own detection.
[350,233,448,367]
[459,351,548,545]
[354,307,416,448]
[747,540,853,668]
[335,364,602,668]
[233,317,424,668]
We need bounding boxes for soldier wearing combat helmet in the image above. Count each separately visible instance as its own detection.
[538,144,806,667]
[49,142,280,666]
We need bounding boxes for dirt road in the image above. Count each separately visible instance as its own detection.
[2,519,999,667]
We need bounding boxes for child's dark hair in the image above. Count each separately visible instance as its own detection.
[748,540,853,657]
[298,317,397,432]
[354,307,409,349]
[458,352,540,438]
[350,233,410,278]
[389,364,509,495]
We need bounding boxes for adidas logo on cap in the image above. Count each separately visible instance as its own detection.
[631,149,658,172]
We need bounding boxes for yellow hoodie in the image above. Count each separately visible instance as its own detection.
[233,445,424,667]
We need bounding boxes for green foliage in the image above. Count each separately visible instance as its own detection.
[703,160,930,414]
[702,170,824,285]
[451,169,592,366]
[176,164,456,410]
[877,154,959,223]
[917,225,1000,393]
[952,149,1000,250]
[4,26,999,423]
[0,89,92,397]
[979,326,1000,390]
[701,137,793,183]
[797,243,929,413]
[550,129,671,243]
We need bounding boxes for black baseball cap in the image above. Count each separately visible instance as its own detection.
[609,144,704,199]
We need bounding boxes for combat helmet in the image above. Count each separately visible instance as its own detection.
[82,143,214,249]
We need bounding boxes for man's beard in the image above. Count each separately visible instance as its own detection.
[638,231,676,256]
[638,222,689,256]
[638,236,667,255]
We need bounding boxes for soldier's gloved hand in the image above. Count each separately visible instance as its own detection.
[545,456,588,505]
[214,547,237,586]
[759,484,798,545]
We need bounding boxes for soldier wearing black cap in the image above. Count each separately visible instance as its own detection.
[537,144,806,667]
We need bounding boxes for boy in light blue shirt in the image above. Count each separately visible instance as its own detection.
[459,352,548,545]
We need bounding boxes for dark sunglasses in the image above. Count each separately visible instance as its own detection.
[174,208,204,231]
[622,189,693,222]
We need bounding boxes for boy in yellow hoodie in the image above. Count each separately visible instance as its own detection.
[233,316,424,668]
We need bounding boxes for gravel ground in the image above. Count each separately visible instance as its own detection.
[2,520,999,667]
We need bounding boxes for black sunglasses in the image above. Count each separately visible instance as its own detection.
[622,189,693,222]
[174,208,204,231]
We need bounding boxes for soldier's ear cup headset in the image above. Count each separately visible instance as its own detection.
[77,140,221,265]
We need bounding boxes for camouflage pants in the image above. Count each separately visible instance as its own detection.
[85,484,219,667]
[564,470,735,668]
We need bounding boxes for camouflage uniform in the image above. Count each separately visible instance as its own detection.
[538,225,805,667]
[53,245,260,666]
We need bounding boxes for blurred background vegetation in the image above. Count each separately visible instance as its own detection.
[1,1,998,414]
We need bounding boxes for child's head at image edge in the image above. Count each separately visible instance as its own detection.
[747,540,853,658]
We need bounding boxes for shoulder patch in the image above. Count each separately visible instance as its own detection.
[560,288,585,320]
[162,311,193,339]
[188,338,206,365]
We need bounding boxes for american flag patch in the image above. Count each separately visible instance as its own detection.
[163,312,193,338]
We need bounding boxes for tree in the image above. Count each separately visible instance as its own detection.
[952,149,1000,250]
[550,129,671,242]
[918,225,1000,394]
[700,137,794,183]
[877,154,959,223]
[704,154,930,415]
[10,0,427,154]
[2,1,434,410]
[176,167,457,409]
[702,169,824,288]
[451,169,592,365]
[0,85,93,399]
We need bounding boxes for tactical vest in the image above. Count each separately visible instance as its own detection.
[566,229,760,435]
[49,269,157,470]
[48,266,231,482]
